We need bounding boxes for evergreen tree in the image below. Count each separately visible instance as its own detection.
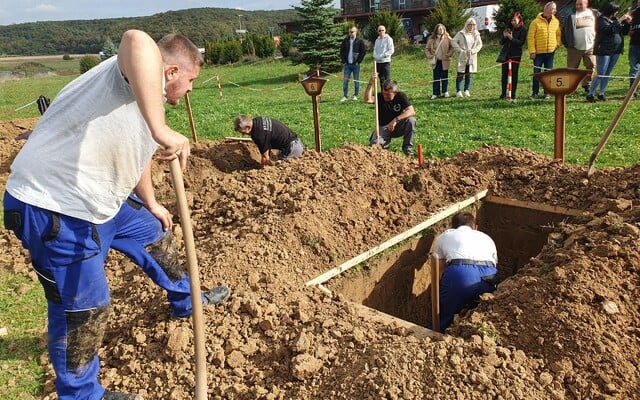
[493,0,543,33]
[101,38,118,59]
[423,0,472,36]
[293,0,342,71]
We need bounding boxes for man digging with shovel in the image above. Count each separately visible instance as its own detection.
[3,30,229,400]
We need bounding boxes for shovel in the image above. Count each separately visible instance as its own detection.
[587,73,640,177]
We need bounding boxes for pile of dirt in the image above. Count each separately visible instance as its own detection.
[1,118,639,399]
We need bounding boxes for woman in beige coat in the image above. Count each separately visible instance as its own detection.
[451,17,483,97]
[425,23,454,99]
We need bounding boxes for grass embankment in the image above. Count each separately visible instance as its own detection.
[0,41,638,398]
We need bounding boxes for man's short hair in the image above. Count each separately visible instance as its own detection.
[381,80,398,92]
[451,212,476,228]
[234,115,252,132]
[157,34,204,69]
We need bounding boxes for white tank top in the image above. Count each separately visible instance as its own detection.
[6,57,159,223]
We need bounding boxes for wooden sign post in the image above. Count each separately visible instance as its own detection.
[300,74,327,152]
[533,68,589,162]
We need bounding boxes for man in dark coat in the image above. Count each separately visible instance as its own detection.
[340,26,366,102]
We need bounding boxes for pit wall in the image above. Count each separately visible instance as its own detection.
[328,200,576,327]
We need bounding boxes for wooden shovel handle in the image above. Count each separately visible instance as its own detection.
[169,158,207,399]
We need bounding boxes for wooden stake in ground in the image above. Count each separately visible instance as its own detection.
[430,253,440,333]
[169,158,207,400]
[373,62,380,146]
[184,92,198,144]
[587,72,640,177]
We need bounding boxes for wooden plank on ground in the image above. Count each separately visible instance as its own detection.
[224,136,253,141]
[305,189,488,286]
[484,195,583,216]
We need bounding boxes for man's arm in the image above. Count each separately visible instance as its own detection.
[261,150,272,166]
[117,30,190,169]
[363,73,377,104]
[134,161,173,231]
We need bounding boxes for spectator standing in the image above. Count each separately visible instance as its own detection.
[452,17,483,97]
[562,0,598,92]
[3,30,231,400]
[340,26,366,102]
[587,3,631,102]
[499,12,527,102]
[373,25,395,85]
[628,0,640,96]
[528,1,561,99]
[433,212,498,331]
[234,115,304,165]
[364,73,416,156]
[425,23,454,99]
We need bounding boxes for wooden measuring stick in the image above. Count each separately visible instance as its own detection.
[184,92,198,144]
[430,253,440,333]
[373,62,380,146]
[169,158,207,399]
[587,72,640,177]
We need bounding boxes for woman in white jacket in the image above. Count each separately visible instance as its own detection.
[452,18,483,97]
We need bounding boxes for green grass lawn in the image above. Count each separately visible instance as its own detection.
[1,39,639,398]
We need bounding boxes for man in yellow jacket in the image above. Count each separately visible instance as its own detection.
[527,1,561,99]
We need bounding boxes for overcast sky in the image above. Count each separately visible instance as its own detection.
[0,1,341,26]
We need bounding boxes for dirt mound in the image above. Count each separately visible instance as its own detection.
[1,120,639,400]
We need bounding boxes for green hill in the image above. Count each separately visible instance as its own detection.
[0,8,298,56]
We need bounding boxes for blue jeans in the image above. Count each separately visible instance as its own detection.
[3,192,196,400]
[629,44,640,90]
[455,64,471,92]
[432,60,449,96]
[589,53,620,96]
[439,263,497,331]
[343,63,360,98]
[532,52,555,96]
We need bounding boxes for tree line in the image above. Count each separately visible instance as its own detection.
[0,8,296,56]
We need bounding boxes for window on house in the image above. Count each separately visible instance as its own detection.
[394,0,412,8]
[369,0,380,12]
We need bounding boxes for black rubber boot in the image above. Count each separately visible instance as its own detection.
[102,390,143,400]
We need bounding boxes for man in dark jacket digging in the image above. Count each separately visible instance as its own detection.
[234,115,304,165]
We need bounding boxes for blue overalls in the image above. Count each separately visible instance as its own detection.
[438,259,497,331]
[3,192,197,400]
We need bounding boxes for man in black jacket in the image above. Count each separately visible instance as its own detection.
[340,26,366,102]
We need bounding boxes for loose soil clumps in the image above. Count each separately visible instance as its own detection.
[1,119,639,399]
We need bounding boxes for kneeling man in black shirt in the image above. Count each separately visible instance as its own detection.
[234,115,304,166]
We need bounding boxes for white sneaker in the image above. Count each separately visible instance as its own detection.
[443,92,450,98]
[352,95,358,101]
[464,90,470,97]
[430,95,438,100]
[456,91,463,98]
[340,96,348,102]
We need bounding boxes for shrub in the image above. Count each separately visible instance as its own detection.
[279,33,294,57]
[79,55,100,74]
[220,41,243,64]
[62,54,72,60]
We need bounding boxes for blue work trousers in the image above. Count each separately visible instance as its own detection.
[438,263,497,331]
[3,192,195,400]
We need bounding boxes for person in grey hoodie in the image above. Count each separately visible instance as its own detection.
[373,25,395,85]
